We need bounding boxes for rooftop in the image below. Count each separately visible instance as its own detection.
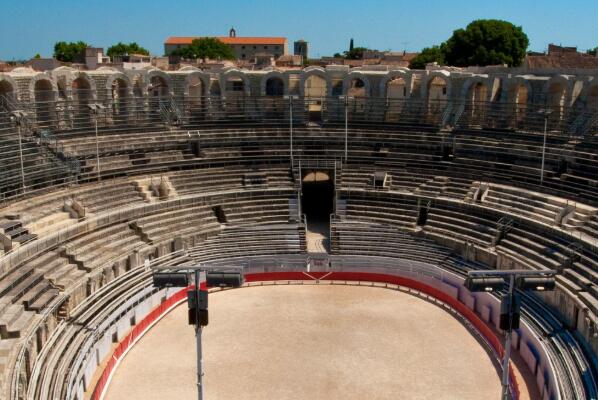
[165,36,287,46]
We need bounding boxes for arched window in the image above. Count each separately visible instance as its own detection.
[265,77,284,96]
[387,77,407,99]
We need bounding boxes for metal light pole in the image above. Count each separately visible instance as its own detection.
[500,274,515,400]
[88,104,105,182]
[466,269,556,400]
[284,95,299,166]
[194,269,204,400]
[339,96,354,163]
[538,109,553,186]
[10,111,28,193]
[152,268,243,400]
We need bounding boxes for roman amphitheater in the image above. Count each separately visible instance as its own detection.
[0,64,597,399]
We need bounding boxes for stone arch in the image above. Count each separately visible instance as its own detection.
[460,77,491,102]
[503,77,533,105]
[260,71,287,96]
[221,69,251,97]
[343,72,371,97]
[422,71,451,102]
[543,76,572,125]
[379,70,411,99]
[105,72,132,98]
[184,71,210,97]
[70,72,97,100]
[28,73,57,103]
[0,75,18,102]
[209,79,222,96]
[461,77,491,126]
[299,68,331,97]
[423,72,450,120]
[544,77,569,108]
[147,70,172,97]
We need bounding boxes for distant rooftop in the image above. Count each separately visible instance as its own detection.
[165,36,287,46]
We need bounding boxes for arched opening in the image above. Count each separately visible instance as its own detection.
[304,75,327,98]
[304,75,327,122]
[265,77,284,96]
[72,77,92,126]
[547,82,566,127]
[467,82,488,126]
[387,77,407,99]
[210,80,221,97]
[427,76,448,118]
[34,79,55,126]
[149,76,169,98]
[187,75,204,118]
[347,78,367,115]
[0,80,15,105]
[264,77,284,118]
[513,84,529,125]
[301,170,334,252]
[148,75,169,119]
[224,76,245,115]
[111,78,129,121]
[385,77,407,122]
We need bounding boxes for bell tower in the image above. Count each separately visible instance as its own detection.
[229,27,236,38]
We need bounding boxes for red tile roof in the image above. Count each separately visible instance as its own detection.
[165,36,287,45]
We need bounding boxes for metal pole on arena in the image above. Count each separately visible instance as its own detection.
[500,274,515,400]
[16,117,26,193]
[88,103,103,182]
[466,269,556,400]
[339,96,353,163]
[10,111,27,193]
[194,269,204,400]
[284,95,298,166]
[538,109,552,186]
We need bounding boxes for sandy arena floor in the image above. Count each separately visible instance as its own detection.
[105,284,502,400]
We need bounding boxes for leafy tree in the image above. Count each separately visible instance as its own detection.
[344,47,369,60]
[441,19,529,67]
[409,46,445,69]
[53,41,88,62]
[587,47,598,56]
[333,52,343,58]
[172,38,235,61]
[33,53,41,59]
[107,42,149,58]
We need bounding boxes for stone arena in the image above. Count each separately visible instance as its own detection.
[0,64,597,400]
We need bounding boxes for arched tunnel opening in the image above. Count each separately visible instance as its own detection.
[301,170,334,253]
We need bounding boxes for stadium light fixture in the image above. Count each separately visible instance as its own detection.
[537,108,553,186]
[283,95,299,166]
[466,269,556,400]
[87,103,105,182]
[339,95,354,162]
[151,267,244,400]
[10,111,29,193]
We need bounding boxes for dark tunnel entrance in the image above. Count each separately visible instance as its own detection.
[301,170,334,253]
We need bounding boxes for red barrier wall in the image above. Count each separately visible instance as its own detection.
[91,272,520,400]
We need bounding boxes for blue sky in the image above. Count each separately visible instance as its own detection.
[1,0,596,60]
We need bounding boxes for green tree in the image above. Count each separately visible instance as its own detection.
[172,38,235,61]
[587,47,598,56]
[409,46,445,69]
[33,53,41,59]
[106,42,149,58]
[441,19,529,67]
[53,41,88,62]
[333,52,343,58]
[349,38,354,52]
[344,47,369,60]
